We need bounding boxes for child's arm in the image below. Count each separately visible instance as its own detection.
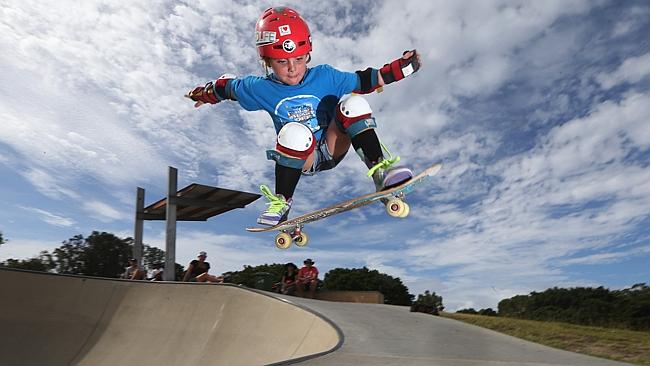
[186,73,237,108]
[378,50,422,86]
[354,50,422,94]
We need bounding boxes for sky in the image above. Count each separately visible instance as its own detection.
[1,0,649,311]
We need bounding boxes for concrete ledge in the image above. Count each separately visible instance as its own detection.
[315,290,384,304]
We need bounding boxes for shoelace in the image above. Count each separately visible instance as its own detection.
[259,185,288,213]
[366,142,401,177]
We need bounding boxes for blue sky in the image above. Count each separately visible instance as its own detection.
[1,0,649,310]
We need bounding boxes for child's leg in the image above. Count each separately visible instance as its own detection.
[275,164,302,199]
[325,122,352,159]
[266,122,317,198]
[351,129,383,167]
[308,280,317,298]
[260,122,315,225]
[334,95,413,189]
[325,120,382,168]
[334,95,383,167]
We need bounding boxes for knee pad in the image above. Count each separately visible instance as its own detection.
[335,95,378,138]
[266,122,316,169]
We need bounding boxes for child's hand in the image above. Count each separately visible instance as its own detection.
[403,49,423,69]
[184,93,205,108]
[186,82,219,107]
[378,49,422,86]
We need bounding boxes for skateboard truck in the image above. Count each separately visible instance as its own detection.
[291,226,303,241]
[274,224,309,250]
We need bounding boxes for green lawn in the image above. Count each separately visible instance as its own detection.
[441,312,650,365]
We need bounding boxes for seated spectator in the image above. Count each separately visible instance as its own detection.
[280,262,298,295]
[182,251,223,283]
[122,258,146,280]
[296,258,318,299]
[149,262,164,281]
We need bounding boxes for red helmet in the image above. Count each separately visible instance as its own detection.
[255,7,312,59]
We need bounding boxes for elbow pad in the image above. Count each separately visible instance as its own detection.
[354,68,381,94]
[212,73,237,101]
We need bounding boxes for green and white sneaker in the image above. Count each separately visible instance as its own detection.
[358,141,413,191]
[368,157,413,191]
[257,185,292,226]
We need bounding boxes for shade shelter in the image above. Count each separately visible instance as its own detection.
[134,167,260,280]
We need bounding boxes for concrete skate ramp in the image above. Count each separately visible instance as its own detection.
[285,296,633,366]
[0,269,341,366]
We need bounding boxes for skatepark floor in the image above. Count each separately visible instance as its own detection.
[0,268,634,366]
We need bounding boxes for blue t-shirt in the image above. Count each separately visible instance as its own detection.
[230,64,358,141]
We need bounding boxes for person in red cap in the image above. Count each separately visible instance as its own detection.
[188,6,422,226]
[296,258,319,298]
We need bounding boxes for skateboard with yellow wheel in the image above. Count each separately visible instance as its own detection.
[247,162,442,249]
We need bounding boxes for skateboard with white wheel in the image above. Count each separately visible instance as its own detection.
[246,162,442,249]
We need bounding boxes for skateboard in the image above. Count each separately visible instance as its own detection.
[247,162,442,249]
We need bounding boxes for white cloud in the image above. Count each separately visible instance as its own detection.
[17,206,76,228]
[611,5,650,38]
[596,52,650,89]
[82,200,127,222]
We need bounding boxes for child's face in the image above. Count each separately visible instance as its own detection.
[268,55,308,85]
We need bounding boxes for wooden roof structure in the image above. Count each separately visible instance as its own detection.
[140,184,261,221]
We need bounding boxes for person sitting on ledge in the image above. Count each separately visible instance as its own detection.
[280,262,298,295]
[182,251,223,283]
[296,258,319,298]
[122,258,146,280]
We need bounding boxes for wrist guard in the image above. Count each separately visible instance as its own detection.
[188,74,236,104]
[380,50,420,85]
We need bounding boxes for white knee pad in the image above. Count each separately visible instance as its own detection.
[267,122,316,169]
[277,122,315,155]
[339,95,372,120]
[336,95,377,138]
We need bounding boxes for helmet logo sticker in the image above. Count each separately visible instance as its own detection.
[283,39,296,53]
[279,25,291,36]
[256,31,277,46]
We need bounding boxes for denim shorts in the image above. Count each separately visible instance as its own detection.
[302,136,348,175]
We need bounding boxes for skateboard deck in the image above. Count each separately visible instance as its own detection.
[247,162,442,249]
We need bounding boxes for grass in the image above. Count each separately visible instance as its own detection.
[441,312,650,365]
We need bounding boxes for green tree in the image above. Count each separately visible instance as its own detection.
[143,244,165,269]
[1,231,184,280]
[52,234,86,274]
[51,232,131,277]
[225,263,287,287]
[479,308,497,316]
[52,232,132,278]
[411,290,444,315]
[498,285,650,330]
[81,232,132,278]
[457,308,478,314]
[1,251,54,272]
[323,267,414,305]
[0,231,5,245]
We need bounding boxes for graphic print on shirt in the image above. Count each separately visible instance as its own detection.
[273,94,322,137]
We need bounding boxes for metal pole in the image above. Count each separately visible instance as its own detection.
[164,167,178,281]
[134,187,145,265]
